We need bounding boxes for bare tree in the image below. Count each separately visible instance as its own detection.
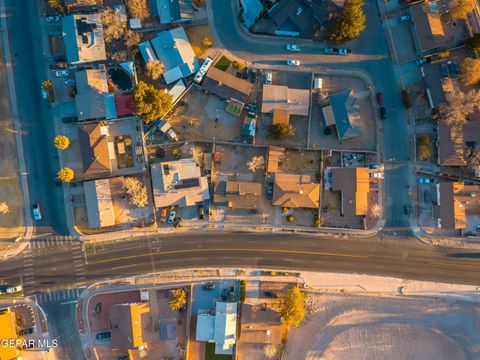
[449,0,476,20]
[124,177,148,208]
[438,90,480,127]
[460,57,480,85]
[247,155,265,172]
[126,0,150,20]
[263,344,278,359]
[145,60,164,80]
[124,29,142,48]
[369,203,382,219]
[0,202,9,215]
[101,8,127,43]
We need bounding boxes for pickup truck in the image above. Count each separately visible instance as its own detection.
[324,47,351,55]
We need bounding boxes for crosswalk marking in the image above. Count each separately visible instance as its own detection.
[35,287,86,304]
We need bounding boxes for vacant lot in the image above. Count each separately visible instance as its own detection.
[281,150,321,174]
[185,25,214,58]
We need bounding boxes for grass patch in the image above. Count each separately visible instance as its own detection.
[205,343,231,360]
[185,25,214,58]
[0,292,23,300]
[214,56,232,71]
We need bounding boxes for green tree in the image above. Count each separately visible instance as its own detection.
[281,286,306,327]
[460,57,480,85]
[133,81,173,123]
[271,123,291,140]
[286,215,295,223]
[57,167,74,182]
[54,135,70,150]
[466,33,480,54]
[169,288,187,311]
[327,0,366,43]
[417,145,431,161]
[48,0,65,12]
[449,0,476,20]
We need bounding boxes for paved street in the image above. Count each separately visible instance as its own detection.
[209,0,410,227]
[5,0,68,235]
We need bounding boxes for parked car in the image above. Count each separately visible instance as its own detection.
[380,106,387,120]
[197,204,205,220]
[404,205,411,215]
[46,15,60,23]
[246,103,257,112]
[324,47,351,55]
[286,44,301,52]
[0,285,22,294]
[160,208,168,223]
[418,177,434,184]
[376,92,384,105]
[229,286,235,301]
[18,328,33,336]
[203,283,216,290]
[265,291,278,298]
[50,62,68,70]
[167,210,176,224]
[62,116,78,123]
[287,59,300,66]
[265,71,272,85]
[221,288,227,301]
[41,87,49,100]
[64,79,76,86]
[415,54,440,66]
[96,332,111,340]
[399,15,411,23]
[32,203,41,221]
[266,182,274,200]
[55,69,69,77]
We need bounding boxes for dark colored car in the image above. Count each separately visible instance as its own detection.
[221,288,227,301]
[197,204,205,220]
[266,183,274,200]
[203,283,216,290]
[18,328,33,336]
[376,92,384,106]
[404,205,411,215]
[380,107,387,120]
[62,116,78,123]
[265,291,278,298]
[96,332,111,340]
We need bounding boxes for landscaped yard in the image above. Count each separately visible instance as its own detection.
[114,135,134,168]
[214,55,232,71]
[205,343,231,360]
[185,25,214,58]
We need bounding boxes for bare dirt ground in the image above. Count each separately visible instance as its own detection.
[185,25,213,58]
[285,294,480,360]
[0,37,24,241]
[281,150,321,174]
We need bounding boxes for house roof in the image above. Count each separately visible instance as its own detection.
[240,303,282,344]
[109,303,150,350]
[150,158,210,208]
[196,313,215,341]
[84,178,115,228]
[202,67,253,104]
[75,66,111,121]
[149,27,199,84]
[62,14,106,64]
[323,90,362,140]
[215,181,263,209]
[332,167,370,216]
[272,173,320,208]
[149,0,194,22]
[159,318,177,340]
[115,95,135,116]
[0,310,20,360]
[78,123,112,178]
[240,0,264,29]
[214,302,238,355]
[261,84,310,116]
[422,63,447,109]
[267,146,285,173]
[138,40,158,64]
[272,108,290,126]
[438,122,466,167]
[410,3,446,54]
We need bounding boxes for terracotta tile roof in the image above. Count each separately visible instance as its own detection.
[267,146,285,173]
[78,123,111,179]
[437,182,480,229]
[332,167,370,216]
[272,173,320,208]
[272,108,290,126]
[410,3,446,54]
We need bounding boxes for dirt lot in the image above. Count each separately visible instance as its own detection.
[0,37,24,241]
[285,294,480,360]
[185,25,214,58]
[214,144,267,183]
[281,150,321,175]
[169,87,243,142]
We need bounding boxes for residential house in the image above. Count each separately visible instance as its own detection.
[75,65,116,121]
[238,303,282,346]
[202,67,254,105]
[331,167,370,216]
[240,0,264,29]
[272,173,320,208]
[109,302,150,350]
[64,0,102,11]
[149,0,194,24]
[196,302,238,355]
[84,178,115,228]
[322,89,362,141]
[421,61,459,109]
[0,308,21,360]
[150,158,209,208]
[62,14,106,64]
[78,123,113,179]
[214,181,263,209]
[410,2,447,55]
[434,182,480,230]
[261,84,310,123]
[139,27,199,84]
[267,146,286,173]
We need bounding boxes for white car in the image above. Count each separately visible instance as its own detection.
[46,15,60,23]
[55,69,69,77]
[168,210,176,224]
[287,60,300,66]
[265,71,272,85]
[41,87,49,100]
[33,203,42,221]
[286,44,301,52]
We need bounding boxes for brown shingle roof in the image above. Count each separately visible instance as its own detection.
[332,167,370,216]
[272,173,320,209]
[410,3,446,54]
[202,67,253,103]
[78,123,111,179]
[272,108,290,126]
[214,181,263,209]
[267,146,285,173]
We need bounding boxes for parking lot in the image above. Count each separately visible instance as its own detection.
[191,280,239,314]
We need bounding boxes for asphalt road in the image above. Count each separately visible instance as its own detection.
[209,0,410,227]
[6,0,68,235]
[1,232,480,293]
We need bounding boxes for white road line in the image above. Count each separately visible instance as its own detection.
[48,293,52,301]
[60,300,77,305]
[111,264,138,270]
[75,289,80,297]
